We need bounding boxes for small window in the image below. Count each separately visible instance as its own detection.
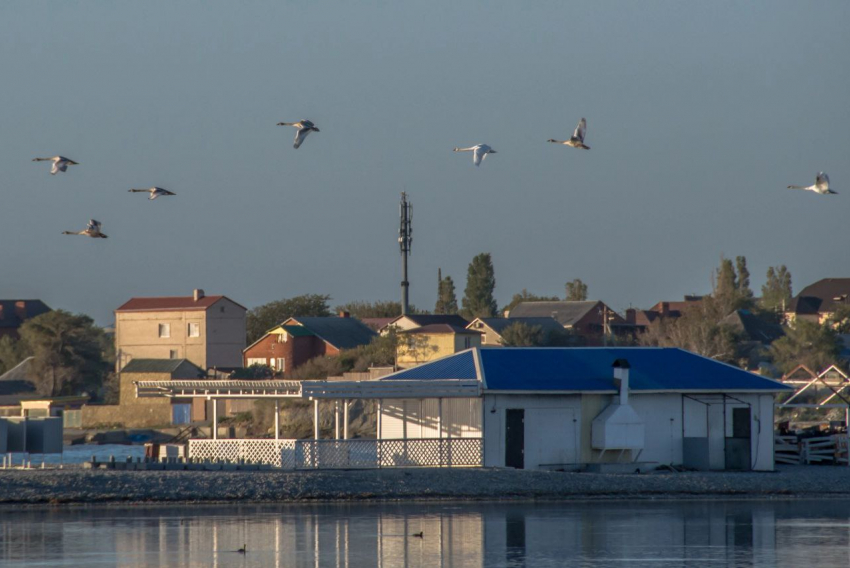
[464,336,471,349]
[276,358,286,372]
[169,350,178,359]
[188,322,200,337]
[220,306,225,313]
[247,358,267,367]
[158,323,171,338]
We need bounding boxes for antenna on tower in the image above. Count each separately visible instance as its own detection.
[399,192,413,315]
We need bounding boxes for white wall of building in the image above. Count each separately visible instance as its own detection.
[482,394,582,469]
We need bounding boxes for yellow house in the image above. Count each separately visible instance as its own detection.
[396,324,482,368]
[114,289,246,372]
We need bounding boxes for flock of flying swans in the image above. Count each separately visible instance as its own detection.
[34,115,840,240]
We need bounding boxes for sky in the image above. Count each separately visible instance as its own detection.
[1,1,848,325]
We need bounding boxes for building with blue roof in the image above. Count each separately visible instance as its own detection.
[362,347,790,471]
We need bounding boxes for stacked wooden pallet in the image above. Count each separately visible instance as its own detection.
[801,436,837,464]
[774,435,801,465]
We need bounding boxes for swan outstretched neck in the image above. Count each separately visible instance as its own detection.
[33,156,79,174]
[278,120,320,148]
[787,172,838,195]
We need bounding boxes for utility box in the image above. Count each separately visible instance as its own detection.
[2,417,63,454]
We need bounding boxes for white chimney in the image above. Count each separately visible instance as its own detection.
[613,358,630,405]
[193,289,205,302]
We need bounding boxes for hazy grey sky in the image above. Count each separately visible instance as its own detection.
[1,1,848,325]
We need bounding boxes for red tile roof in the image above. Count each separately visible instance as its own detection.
[116,295,246,312]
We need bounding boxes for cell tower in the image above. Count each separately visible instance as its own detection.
[399,192,413,315]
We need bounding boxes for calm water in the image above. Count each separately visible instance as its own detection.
[1,500,849,567]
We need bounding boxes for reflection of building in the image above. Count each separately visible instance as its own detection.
[115,289,246,372]
[4,500,827,567]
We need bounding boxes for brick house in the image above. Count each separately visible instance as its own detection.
[0,300,51,339]
[242,314,376,377]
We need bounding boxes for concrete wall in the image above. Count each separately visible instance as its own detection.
[204,298,247,368]
[82,403,172,429]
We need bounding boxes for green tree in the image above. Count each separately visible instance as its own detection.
[499,322,545,346]
[0,335,27,375]
[638,296,741,363]
[770,319,842,374]
[246,294,331,343]
[735,256,753,299]
[761,265,793,313]
[831,305,850,334]
[19,310,110,397]
[565,279,588,301]
[461,253,497,319]
[503,289,560,314]
[713,256,754,313]
[435,269,459,315]
[335,300,413,320]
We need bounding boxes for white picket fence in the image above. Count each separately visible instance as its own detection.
[188,438,483,470]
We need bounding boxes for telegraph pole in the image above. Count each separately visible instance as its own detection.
[399,192,413,315]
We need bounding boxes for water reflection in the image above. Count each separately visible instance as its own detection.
[1,500,850,567]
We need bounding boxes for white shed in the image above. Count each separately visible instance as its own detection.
[371,347,791,471]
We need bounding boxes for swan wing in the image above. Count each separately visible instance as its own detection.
[816,172,830,191]
[473,147,483,166]
[87,220,102,232]
[293,128,311,149]
[573,118,587,143]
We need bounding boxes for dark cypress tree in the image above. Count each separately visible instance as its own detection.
[461,253,498,319]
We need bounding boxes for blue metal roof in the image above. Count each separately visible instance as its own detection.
[381,350,477,380]
[383,348,791,392]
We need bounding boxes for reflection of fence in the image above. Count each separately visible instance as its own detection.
[188,438,483,469]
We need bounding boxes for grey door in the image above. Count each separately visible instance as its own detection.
[505,409,525,469]
[725,407,752,470]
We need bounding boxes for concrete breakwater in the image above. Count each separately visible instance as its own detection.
[2,466,850,505]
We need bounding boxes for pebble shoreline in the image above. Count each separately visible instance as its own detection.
[1,466,849,506]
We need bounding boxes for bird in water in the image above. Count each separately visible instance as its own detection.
[548,118,590,150]
[277,119,320,149]
[128,187,176,200]
[788,172,838,195]
[453,144,497,167]
[411,532,424,539]
[32,156,79,175]
[62,219,108,239]
[236,544,247,554]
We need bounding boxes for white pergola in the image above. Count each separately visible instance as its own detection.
[135,378,480,441]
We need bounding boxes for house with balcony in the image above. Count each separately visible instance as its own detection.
[114,289,246,372]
